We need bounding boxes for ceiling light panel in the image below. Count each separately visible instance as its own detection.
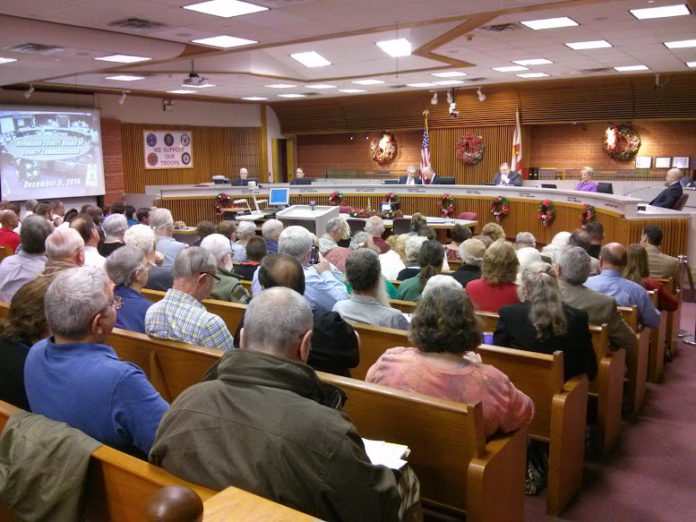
[339,89,366,93]
[431,71,467,77]
[304,84,336,89]
[185,83,216,88]
[513,59,553,66]
[242,96,267,100]
[520,17,578,30]
[352,79,385,85]
[94,54,151,63]
[278,93,306,98]
[183,0,268,18]
[407,82,435,88]
[290,51,331,68]
[0,57,17,65]
[688,62,696,68]
[630,4,690,20]
[433,80,465,86]
[517,72,550,78]
[167,89,198,94]
[193,35,257,48]
[565,40,612,50]
[614,65,649,71]
[492,65,529,72]
[106,75,145,81]
[266,83,296,88]
[376,38,412,57]
[664,39,696,49]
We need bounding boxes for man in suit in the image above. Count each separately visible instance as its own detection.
[421,166,438,185]
[231,167,249,186]
[492,163,522,186]
[650,168,683,208]
[640,224,680,285]
[557,246,637,357]
[399,165,422,185]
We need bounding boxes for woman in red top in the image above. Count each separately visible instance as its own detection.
[465,239,520,313]
[623,244,678,312]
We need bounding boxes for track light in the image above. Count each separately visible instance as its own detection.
[24,85,34,99]
[477,87,486,102]
[446,89,454,104]
[118,91,127,105]
[430,92,438,105]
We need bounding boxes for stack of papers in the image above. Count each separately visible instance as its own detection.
[362,439,410,469]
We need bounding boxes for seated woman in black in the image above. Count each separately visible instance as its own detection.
[0,275,55,409]
[494,261,597,381]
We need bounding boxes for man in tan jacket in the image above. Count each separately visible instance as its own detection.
[641,225,680,286]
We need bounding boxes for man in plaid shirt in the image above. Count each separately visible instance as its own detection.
[145,247,235,351]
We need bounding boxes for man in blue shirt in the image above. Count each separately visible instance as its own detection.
[24,266,169,456]
[151,208,187,270]
[584,242,660,328]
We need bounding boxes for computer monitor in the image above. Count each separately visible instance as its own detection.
[541,183,557,189]
[268,187,290,207]
[380,202,392,212]
[437,177,456,185]
[597,182,614,194]
[292,177,312,185]
[383,179,399,185]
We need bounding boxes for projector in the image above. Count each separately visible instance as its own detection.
[182,72,208,86]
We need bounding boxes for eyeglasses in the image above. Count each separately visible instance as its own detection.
[109,296,123,311]
[200,271,221,282]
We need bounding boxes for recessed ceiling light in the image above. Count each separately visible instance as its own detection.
[431,71,467,78]
[433,80,465,86]
[167,89,198,94]
[192,35,257,48]
[95,54,151,63]
[352,79,385,85]
[687,61,696,68]
[278,93,306,98]
[183,0,268,18]
[513,58,553,66]
[630,4,690,20]
[242,96,268,101]
[0,57,17,65]
[304,83,336,89]
[184,83,216,88]
[106,75,145,81]
[665,39,696,49]
[565,40,612,50]
[376,38,412,57]
[614,65,649,71]
[520,17,578,30]
[266,83,296,89]
[492,65,529,72]
[339,88,366,93]
[290,51,331,68]
[517,72,550,78]
[407,82,436,88]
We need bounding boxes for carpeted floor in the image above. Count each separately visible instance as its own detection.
[524,301,696,521]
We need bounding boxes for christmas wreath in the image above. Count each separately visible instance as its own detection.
[328,191,345,206]
[456,133,485,165]
[580,204,596,226]
[382,192,400,208]
[214,193,231,216]
[490,196,510,223]
[438,194,455,218]
[538,199,555,227]
[370,132,397,164]
[603,124,641,161]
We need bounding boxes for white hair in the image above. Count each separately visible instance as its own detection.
[102,213,128,241]
[405,236,427,263]
[124,224,156,255]
[326,217,346,235]
[515,231,536,249]
[261,219,283,240]
[150,208,174,233]
[237,221,257,241]
[173,247,217,279]
[105,245,145,287]
[278,226,313,261]
[364,216,385,236]
[45,228,84,259]
[517,247,542,273]
[422,274,462,298]
[200,233,232,264]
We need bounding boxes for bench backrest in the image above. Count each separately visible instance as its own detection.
[388,298,416,313]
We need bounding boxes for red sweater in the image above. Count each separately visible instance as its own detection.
[0,228,20,253]
[465,279,520,313]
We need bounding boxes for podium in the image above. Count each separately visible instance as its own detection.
[276,205,340,237]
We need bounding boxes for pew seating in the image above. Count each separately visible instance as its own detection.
[0,244,13,263]
[647,290,667,383]
[240,279,252,293]
[617,305,650,415]
[317,372,527,521]
[389,298,417,313]
[657,277,681,358]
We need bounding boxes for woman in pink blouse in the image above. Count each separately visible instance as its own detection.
[366,285,534,438]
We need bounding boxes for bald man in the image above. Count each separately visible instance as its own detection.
[232,167,250,186]
[650,168,683,209]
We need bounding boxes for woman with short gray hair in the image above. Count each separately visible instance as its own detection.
[100,213,128,257]
[233,221,257,262]
[105,245,152,333]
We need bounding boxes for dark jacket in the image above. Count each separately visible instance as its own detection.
[150,350,400,522]
[450,264,481,287]
[398,176,422,185]
[650,182,683,209]
[494,302,597,380]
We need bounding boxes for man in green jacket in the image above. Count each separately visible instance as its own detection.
[200,233,250,304]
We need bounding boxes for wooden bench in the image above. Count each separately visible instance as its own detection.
[656,277,681,358]
[618,305,650,415]
[647,290,667,383]
[389,298,417,313]
[317,372,527,521]
[349,322,588,516]
[0,244,13,263]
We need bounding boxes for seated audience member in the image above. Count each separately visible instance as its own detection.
[492,163,522,186]
[109,201,126,215]
[494,262,598,381]
[24,266,169,455]
[585,221,603,259]
[235,236,267,281]
[192,220,216,247]
[151,208,187,270]
[0,209,20,253]
[515,231,536,250]
[410,213,427,236]
[0,215,52,302]
[50,200,65,227]
[136,207,151,225]
[150,288,401,521]
[124,224,173,292]
[261,218,283,254]
[640,224,680,284]
[200,233,251,304]
[624,244,678,312]
[585,243,660,328]
[557,247,637,355]
[445,223,472,261]
[399,165,422,185]
[569,228,600,275]
[125,205,138,227]
[83,205,104,226]
[71,214,106,268]
[145,247,235,351]
[33,202,53,223]
[396,236,427,281]
[451,238,485,287]
[422,274,463,296]
[99,213,127,257]
[575,166,598,192]
[233,221,257,262]
[380,234,408,281]
[216,220,246,261]
[650,168,683,209]
[364,216,389,254]
[515,247,542,283]
[481,222,505,243]
[320,217,352,271]
[367,285,534,438]
[417,225,436,241]
[540,231,570,264]
[397,240,444,302]
[466,239,520,313]
[105,245,153,333]
[474,234,493,249]
[348,233,397,299]
[0,276,55,410]
[333,249,409,330]
[42,228,85,275]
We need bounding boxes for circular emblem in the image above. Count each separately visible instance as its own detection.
[147,153,159,166]
[146,133,157,147]
[180,133,191,147]
[164,133,174,146]
[181,152,191,165]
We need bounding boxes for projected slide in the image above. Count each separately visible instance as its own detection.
[0,107,105,201]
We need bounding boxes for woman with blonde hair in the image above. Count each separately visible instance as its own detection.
[623,244,678,311]
[481,222,505,242]
[465,239,519,313]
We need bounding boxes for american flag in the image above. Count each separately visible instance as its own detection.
[420,127,430,183]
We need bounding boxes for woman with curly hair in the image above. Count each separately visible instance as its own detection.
[465,239,520,313]
[366,285,533,438]
[481,222,505,242]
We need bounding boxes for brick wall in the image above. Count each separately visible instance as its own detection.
[100,119,124,206]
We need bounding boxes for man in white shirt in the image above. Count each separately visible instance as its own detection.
[70,215,105,268]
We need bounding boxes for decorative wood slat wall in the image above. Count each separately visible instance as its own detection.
[121,125,262,193]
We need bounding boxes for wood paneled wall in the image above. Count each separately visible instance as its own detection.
[101,119,124,206]
[121,124,262,192]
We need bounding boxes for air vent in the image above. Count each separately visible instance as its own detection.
[302,92,321,96]
[579,67,613,74]
[481,23,521,32]
[10,43,63,54]
[466,77,487,82]
[109,18,167,30]
[389,85,407,89]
